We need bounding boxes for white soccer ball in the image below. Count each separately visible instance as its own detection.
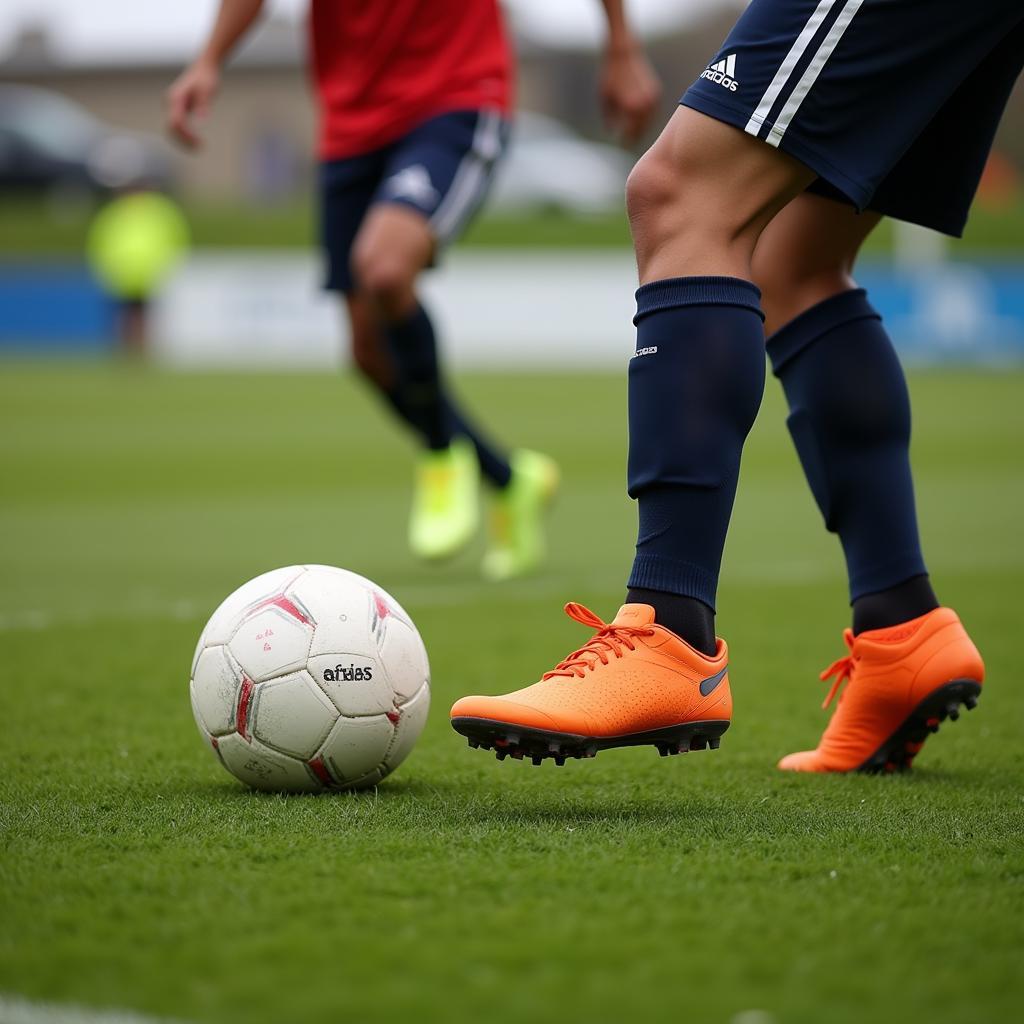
[189,565,430,792]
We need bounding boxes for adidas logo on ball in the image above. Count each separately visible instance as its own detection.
[323,664,374,682]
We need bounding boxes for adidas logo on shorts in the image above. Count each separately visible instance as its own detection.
[701,53,739,92]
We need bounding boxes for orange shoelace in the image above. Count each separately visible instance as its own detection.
[542,602,655,680]
[819,628,857,709]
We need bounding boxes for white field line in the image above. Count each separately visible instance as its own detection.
[0,995,187,1024]
[0,564,839,634]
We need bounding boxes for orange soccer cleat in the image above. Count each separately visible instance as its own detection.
[778,607,984,774]
[450,602,732,764]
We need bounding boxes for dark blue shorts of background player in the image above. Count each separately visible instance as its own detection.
[320,108,507,291]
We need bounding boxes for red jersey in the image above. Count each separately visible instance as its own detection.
[309,0,513,161]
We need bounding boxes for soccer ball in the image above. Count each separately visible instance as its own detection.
[189,565,430,792]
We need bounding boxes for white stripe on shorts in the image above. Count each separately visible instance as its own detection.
[430,110,504,243]
[743,0,839,136]
[764,0,864,146]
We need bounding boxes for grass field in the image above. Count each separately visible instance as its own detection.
[5,195,1024,256]
[1,363,1022,1024]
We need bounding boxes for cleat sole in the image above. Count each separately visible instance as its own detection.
[857,678,982,774]
[450,717,730,765]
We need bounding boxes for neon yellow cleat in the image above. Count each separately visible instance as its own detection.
[482,449,560,581]
[408,439,480,561]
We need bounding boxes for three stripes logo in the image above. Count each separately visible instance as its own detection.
[743,0,865,148]
[701,53,739,92]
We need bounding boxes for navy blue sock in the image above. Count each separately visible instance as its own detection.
[382,303,453,450]
[767,289,933,615]
[382,303,512,487]
[627,277,766,650]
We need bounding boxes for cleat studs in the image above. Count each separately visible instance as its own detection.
[554,755,566,767]
[495,750,507,761]
[658,746,670,757]
[467,738,479,749]
[964,696,978,710]
[690,736,708,751]
[709,737,721,750]
[531,755,543,766]
[947,705,960,721]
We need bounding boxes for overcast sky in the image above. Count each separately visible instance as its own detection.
[0,0,725,63]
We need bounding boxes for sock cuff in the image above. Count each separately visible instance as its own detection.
[766,288,881,375]
[633,276,763,325]
[627,553,718,612]
[848,554,930,604]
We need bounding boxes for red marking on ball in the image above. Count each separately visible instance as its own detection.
[386,708,401,725]
[308,756,334,787]
[236,676,255,741]
[373,592,391,620]
[210,737,219,750]
[253,593,312,626]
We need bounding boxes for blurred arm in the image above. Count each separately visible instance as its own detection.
[595,0,661,145]
[166,0,266,150]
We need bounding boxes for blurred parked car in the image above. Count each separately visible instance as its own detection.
[0,84,174,197]
[489,110,632,214]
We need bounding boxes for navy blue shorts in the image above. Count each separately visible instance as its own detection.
[319,108,508,292]
[682,0,1024,236]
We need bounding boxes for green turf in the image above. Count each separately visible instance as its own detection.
[1,363,1022,1024]
[4,194,1024,255]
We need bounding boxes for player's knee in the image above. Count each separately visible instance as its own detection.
[626,144,733,264]
[625,149,682,238]
[351,245,417,315]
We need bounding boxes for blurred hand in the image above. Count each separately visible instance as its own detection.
[166,59,221,150]
[600,45,661,146]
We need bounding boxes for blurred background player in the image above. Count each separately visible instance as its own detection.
[452,0,1015,773]
[86,186,189,356]
[166,0,658,579]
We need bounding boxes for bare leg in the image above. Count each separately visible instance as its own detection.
[623,106,819,646]
[345,203,512,487]
[752,192,881,335]
[350,203,433,321]
[343,290,396,390]
[626,106,815,283]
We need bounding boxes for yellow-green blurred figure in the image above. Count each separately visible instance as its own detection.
[86,191,190,355]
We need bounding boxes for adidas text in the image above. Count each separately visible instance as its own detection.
[701,54,739,92]
[632,346,658,359]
